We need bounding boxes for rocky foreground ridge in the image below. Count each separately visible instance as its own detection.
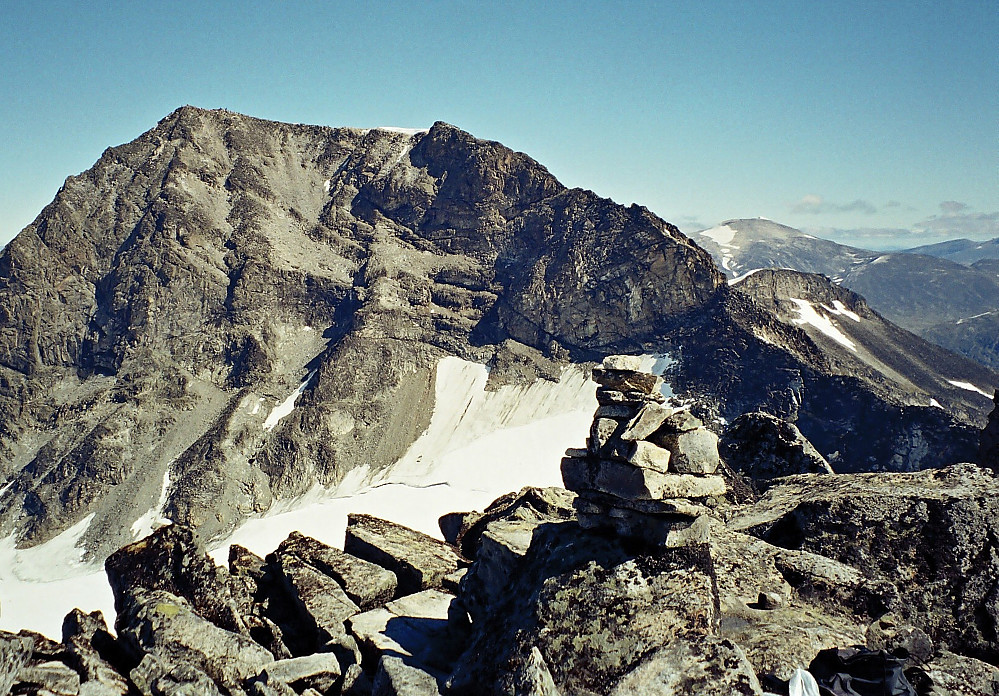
[2,359,998,695]
[0,107,996,561]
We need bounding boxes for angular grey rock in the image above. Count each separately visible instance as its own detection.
[105,524,246,634]
[508,647,561,696]
[372,655,443,696]
[348,589,454,668]
[918,650,999,696]
[61,610,130,696]
[344,514,460,596]
[594,404,634,418]
[573,489,711,517]
[601,355,645,371]
[588,417,627,459]
[437,511,481,548]
[656,410,703,434]
[592,367,663,395]
[730,463,999,662]
[116,589,273,694]
[608,637,763,696]
[562,456,726,500]
[258,653,341,694]
[655,428,721,474]
[129,653,222,696]
[271,553,359,646]
[721,411,833,479]
[865,614,933,665]
[11,661,81,695]
[620,403,673,441]
[0,631,34,696]
[627,439,672,473]
[276,531,397,611]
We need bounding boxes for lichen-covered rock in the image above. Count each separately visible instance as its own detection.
[372,655,443,696]
[730,463,999,662]
[61,610,130,696]
[348,589,454,670]
[275,531,397,611]
[344,515,460,596]
[115,589,273,694]
[269,552,359,648]
[0,631,34,695]
[11,660,81,695]
[257,653,341,694]
[129,653,222,696]
[105,524,246,634]
[721,411,833,480]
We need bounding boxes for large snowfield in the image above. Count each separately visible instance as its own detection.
[0,356,608,638]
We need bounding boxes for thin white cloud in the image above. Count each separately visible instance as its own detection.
[790,194,878,215]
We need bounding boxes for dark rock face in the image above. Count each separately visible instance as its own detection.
[721,411,833,480]
[668,271,993,472]
[980,391,999,471]
[731,463,999,663]
[0,107,723,556]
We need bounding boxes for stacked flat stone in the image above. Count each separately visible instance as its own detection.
[561,355,727,546]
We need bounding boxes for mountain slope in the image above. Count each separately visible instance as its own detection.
[0,109,993,563]
[902,236,999,265]
[697,218,999,369]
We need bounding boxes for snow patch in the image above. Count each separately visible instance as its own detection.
[375,126,428,136]
[789,298,857,351]
[0,479,13,499]
[263,371,317,432]
[210,357,600,562]
[929,399,943,409]
[872,255,890,264]
[130,466,173,540]
[700,224,737,247]
[821,300,861,322]
[0,514,116,638]
[947,380,992,398]
[323,179,331,193]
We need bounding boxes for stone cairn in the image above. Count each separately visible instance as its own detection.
[561,355,727,546]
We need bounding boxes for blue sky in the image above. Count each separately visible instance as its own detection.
[1,0,996,250]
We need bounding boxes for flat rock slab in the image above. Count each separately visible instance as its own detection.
[259,653,341,693]
[563,457,726,500]
[274,554,359,643]
[13,660,82,696]
[348,589,454,666]
[276,531,397,611]
[372,655,443,696]
[609,637,763,695]
[344,514,460,596]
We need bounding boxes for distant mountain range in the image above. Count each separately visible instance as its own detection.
[696,218,999,370]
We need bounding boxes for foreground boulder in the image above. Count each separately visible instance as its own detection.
[0,632,34,694]
[105,524,246,634]
[730,462,999,663]
[116,588,274,694]
[344,515,461,596]
[981,390,999,471]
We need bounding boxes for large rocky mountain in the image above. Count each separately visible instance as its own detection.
[0,108,995,562]
[696,218,999,369]
[902,236,999,265]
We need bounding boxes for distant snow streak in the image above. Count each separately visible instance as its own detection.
[788,298,857,351]
[263,370,317,431]
[947,380,992,398]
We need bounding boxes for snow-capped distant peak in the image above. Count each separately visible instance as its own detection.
[700,224,737,247]
[375,126,428,136]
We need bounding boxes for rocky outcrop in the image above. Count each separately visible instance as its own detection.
[344,515,461,596]
[730,463,999,663]
[981,390,999,471]
[721,411,833,481]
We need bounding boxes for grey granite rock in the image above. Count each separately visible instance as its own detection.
[0,632,34,696]
[344,515,460,596]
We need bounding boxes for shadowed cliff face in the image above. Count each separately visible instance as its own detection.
[0,108,723,554]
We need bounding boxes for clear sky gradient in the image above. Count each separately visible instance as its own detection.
[1,1,996,250]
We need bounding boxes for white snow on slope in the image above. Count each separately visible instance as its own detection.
[788,298,857,351]
[700,224,737,247]
[263,371,317,431]
[130,466,173,540]
[947,380,992,398]
[930,399,943,409]
[210,357,599,560]
[821,300,861,322]
[0,515,117,639]
[375,126,428,136]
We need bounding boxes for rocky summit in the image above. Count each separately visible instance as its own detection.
[1,359,997,695]
[0,108,996,562]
